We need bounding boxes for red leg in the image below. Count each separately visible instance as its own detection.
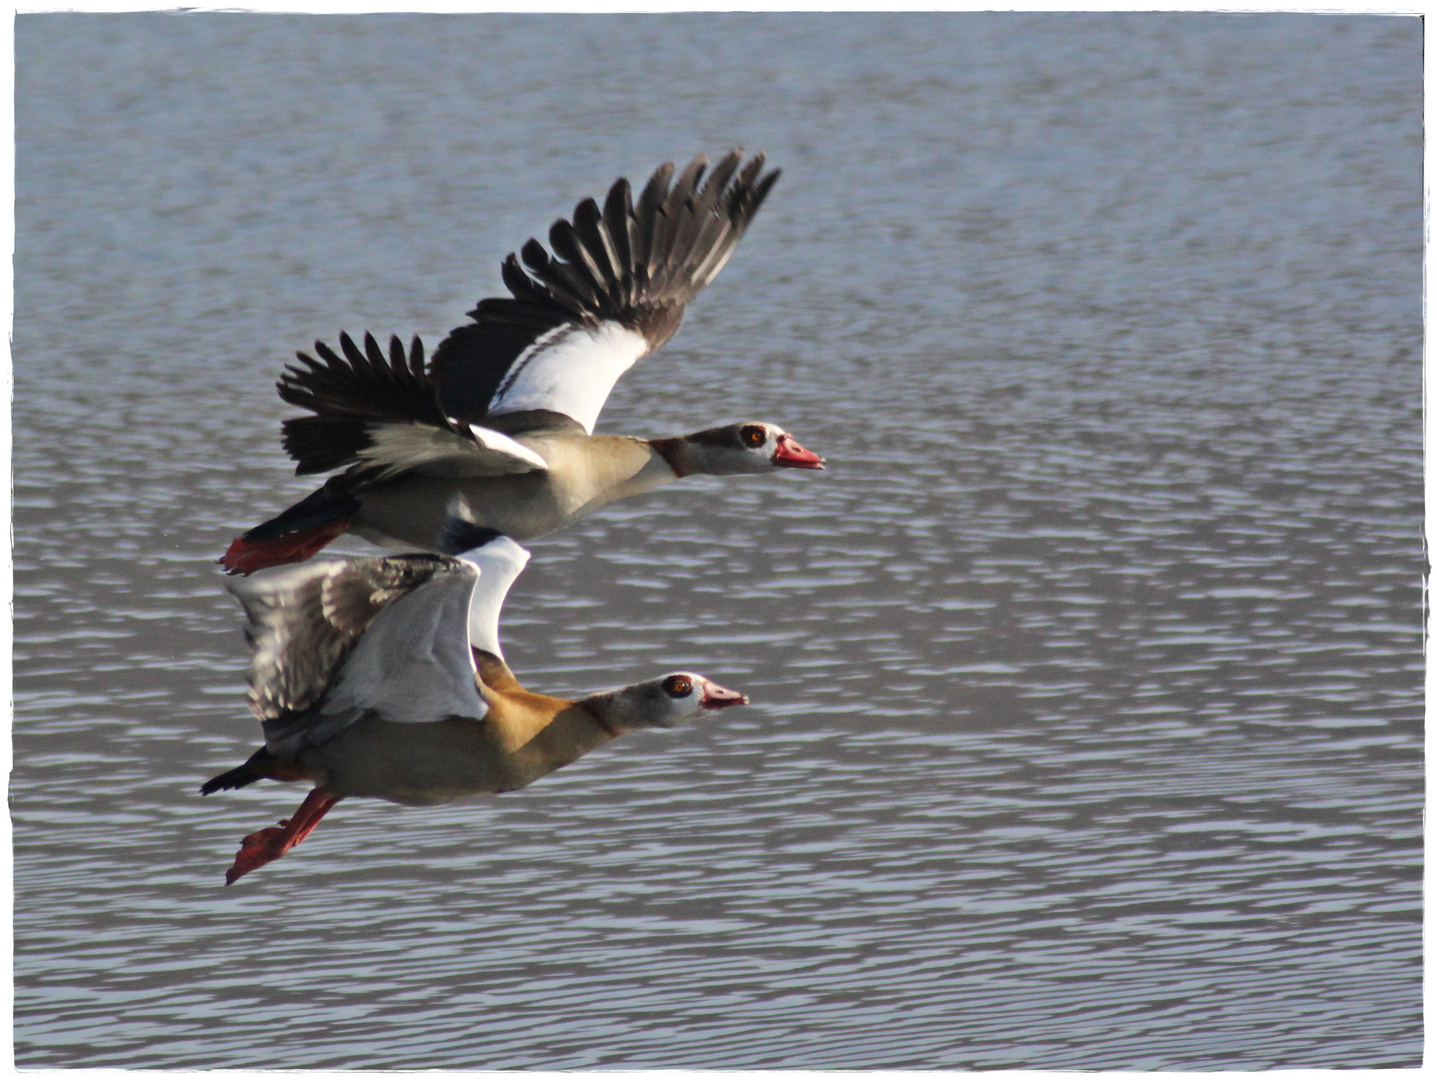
[225,787,342,885]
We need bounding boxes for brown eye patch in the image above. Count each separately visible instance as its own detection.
[740,425,767,448]
[662,675,693,698]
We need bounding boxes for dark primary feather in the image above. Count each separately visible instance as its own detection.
[430,150,781,424]
[278,332,462,476]
[200,747,275,794]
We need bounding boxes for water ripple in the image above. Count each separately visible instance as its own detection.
[13,10,1421,1070]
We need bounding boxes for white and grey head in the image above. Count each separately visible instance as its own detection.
[586,672,749,731]
[653,422,825,477]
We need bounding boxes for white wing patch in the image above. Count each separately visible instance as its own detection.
[358,421,549,479]
[320,566,488,724]
[455,535,531,659]
[467,424,550,470]
[485,321,650,434]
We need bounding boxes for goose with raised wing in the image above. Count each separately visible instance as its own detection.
[222,151,822,574]
[203,519,748,883]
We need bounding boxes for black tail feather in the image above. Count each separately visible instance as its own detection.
[241,482,361,544]
[200,748,275,795]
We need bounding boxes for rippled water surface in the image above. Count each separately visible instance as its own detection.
[13,12,1422,1069]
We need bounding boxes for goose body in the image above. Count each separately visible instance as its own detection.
[295,685,620,806]
[342,429,674,548]
[222,151,823,574]
[203,525,747,882]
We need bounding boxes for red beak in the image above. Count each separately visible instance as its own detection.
[772,433,825,470]
[701,682,750,710]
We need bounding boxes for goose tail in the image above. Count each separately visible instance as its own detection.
[220,486,359,574]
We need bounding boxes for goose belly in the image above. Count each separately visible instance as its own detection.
[300,715,539,806]
[349,472,576,550]
[347,437,668,551]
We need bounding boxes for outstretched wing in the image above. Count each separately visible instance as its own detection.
[277,331,548,482]
[430,150,781,432]
[227,553,483,756]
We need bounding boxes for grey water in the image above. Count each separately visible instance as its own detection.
[12,12,1422,1070]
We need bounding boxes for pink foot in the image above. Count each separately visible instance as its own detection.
[225,787,341,884]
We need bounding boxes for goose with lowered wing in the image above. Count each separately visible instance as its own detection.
[203,518,748,883]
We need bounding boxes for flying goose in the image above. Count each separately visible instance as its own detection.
[222,151,823,575]
[203,520,748,883]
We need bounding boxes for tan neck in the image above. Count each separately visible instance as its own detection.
[473,651,620,785]
[473,649,521,693]
[483,692,618,782]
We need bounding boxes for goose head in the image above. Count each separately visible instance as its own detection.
[586,672,749,731]
[657,422,825,476]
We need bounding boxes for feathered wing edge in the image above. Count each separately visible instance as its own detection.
[226,555,452,755]
[278,331,460,476]
[494,149,781,345]
[431,150,781,422]
[274,330,549,481]
[314,558,487,732]
[452,531,531,661]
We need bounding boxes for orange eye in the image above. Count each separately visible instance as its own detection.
[741,425,766,448]
[662,675,693,698]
